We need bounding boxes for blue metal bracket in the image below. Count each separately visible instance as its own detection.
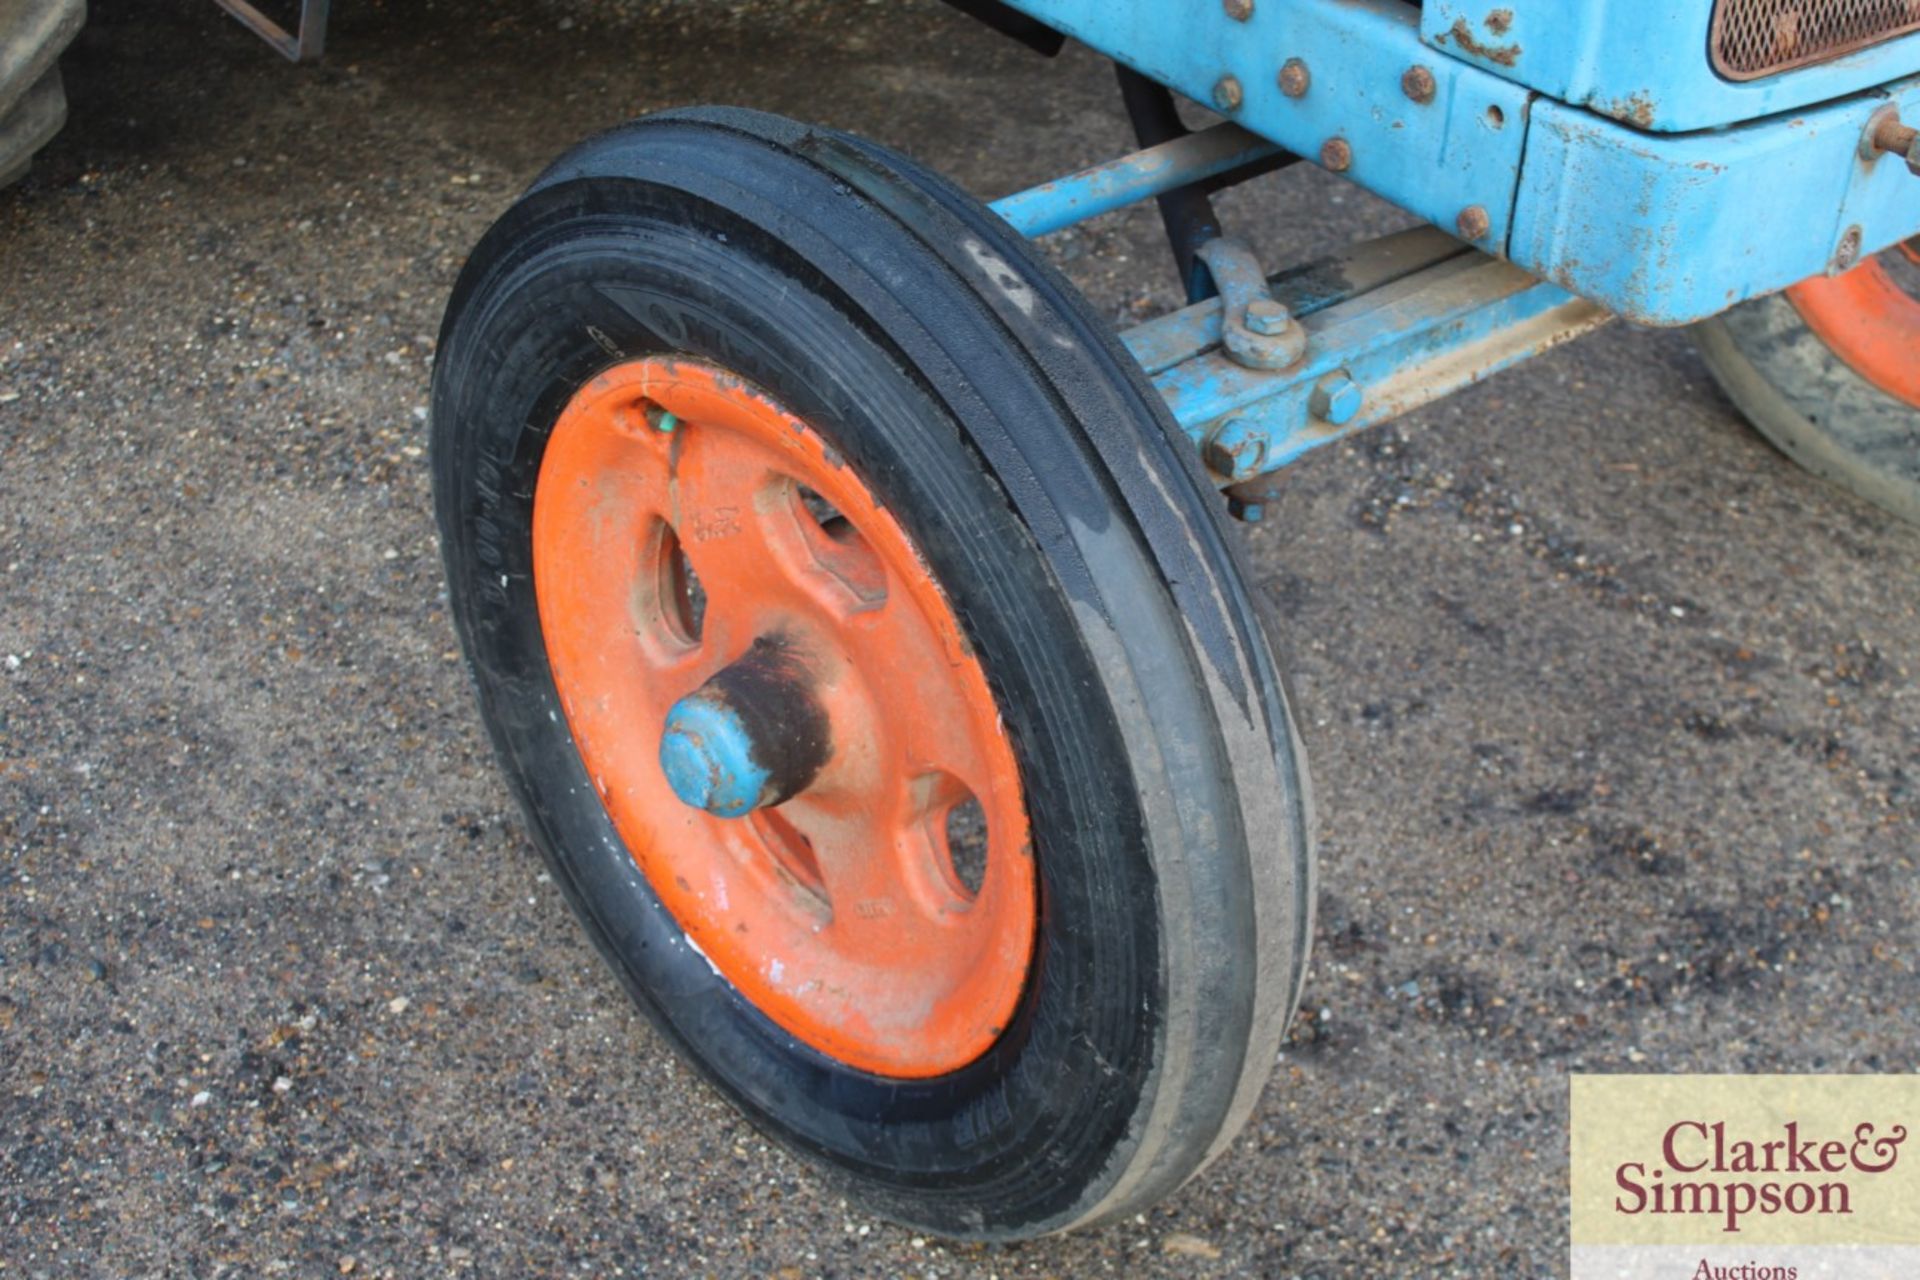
[1119,231,1611,492]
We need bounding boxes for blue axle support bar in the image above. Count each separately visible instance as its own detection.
[1121,245,1610,485]
[990,123,1281,238]
[988,124,1616,487]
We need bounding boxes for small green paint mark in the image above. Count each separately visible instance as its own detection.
[647,405,680,433]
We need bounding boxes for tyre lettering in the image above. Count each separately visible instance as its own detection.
[586,325,623,358]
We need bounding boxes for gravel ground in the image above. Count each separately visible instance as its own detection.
[3,2,1917,1277]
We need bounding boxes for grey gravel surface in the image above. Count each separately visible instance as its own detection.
[3,2,1918,1277]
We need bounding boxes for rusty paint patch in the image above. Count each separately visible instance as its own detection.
[1608,92,1657,130]
[1484,8,1513,35]
[1447,17,1521,67]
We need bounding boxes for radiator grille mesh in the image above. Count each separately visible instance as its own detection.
[1712,0,1920,79]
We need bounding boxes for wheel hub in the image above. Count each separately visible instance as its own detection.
[659,634,831,818]
[532,357,1036,1077]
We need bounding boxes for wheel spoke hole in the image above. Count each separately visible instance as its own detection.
[640,518,706,648]
[751,806,830,915]
[788,481,887,606]
[942,787,989,901]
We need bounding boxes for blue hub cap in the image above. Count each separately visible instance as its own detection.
[658,694,774,819]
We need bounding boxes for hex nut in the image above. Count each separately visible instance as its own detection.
[1401,65,1436,104]
[1243,298,1292,337]
[1203,418,1268,478]
[1278,58,1310,99]
[1456,204,1491,241]
[1319,137,1352,172]
[1212,75,1244,112]
[1308,372,1363,426]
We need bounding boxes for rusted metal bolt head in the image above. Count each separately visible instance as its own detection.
[1401,65,1436,104]
[1227,497,1265,523]
[1203,417,1268,479]
[1456,204,1492,240]
[1243,298,1293,337]
[1320,137,1352,172]
[1223,0,1254,21]
[1212,74,1244,112]
[1308,371,1364,426]
[1278,58,1310,99]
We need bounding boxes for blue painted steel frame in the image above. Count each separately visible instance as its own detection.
[1513,71,1920,325]
[998,0,1920,326]
[1424,0,1920,133]
[996,0,1535,253]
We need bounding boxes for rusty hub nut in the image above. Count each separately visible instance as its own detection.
[1319,137,1352,172]
[1456,204,1491,241]
[1401,65,1436,104]
[1212,74,1244,112]
[1203,417,1268,479]
[1307,371,1363,426]
[1223,0,1254,21]
[1278,58,1310,99]
[1243,298,1293,337]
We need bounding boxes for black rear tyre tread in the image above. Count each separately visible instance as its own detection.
[1693,287,1920,524]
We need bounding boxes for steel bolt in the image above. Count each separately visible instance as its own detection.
[1278,58,1310,99]
[1223,0,1254,21]
[1243,298,1293,337]
[1212,74,1244,112]
[1319,137,1352,172]
[1863,106,1920,176]
[1203,417,1268,479]
[1227,497,1264,523]
[1401,65,1436,104]
[1307,371,1363,425]
[1456,204,1491,241]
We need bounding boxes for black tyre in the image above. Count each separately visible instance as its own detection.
[1693,243,1920,524]
[431,108,1312,1239]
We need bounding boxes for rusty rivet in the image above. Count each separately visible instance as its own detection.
[1319,137,1352,172]
[1212,75,1244,112]
[1456,204,1491,240]
[1278,58,1310,98]
[1223,0,1254,21]
[1401,65,1436,104]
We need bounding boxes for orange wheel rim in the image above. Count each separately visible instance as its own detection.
[1785,239,1920,410]
[532,357,1035,1077]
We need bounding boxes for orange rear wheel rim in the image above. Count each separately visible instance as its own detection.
[532,357,1035,1077]
[1785,239,1920,410]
